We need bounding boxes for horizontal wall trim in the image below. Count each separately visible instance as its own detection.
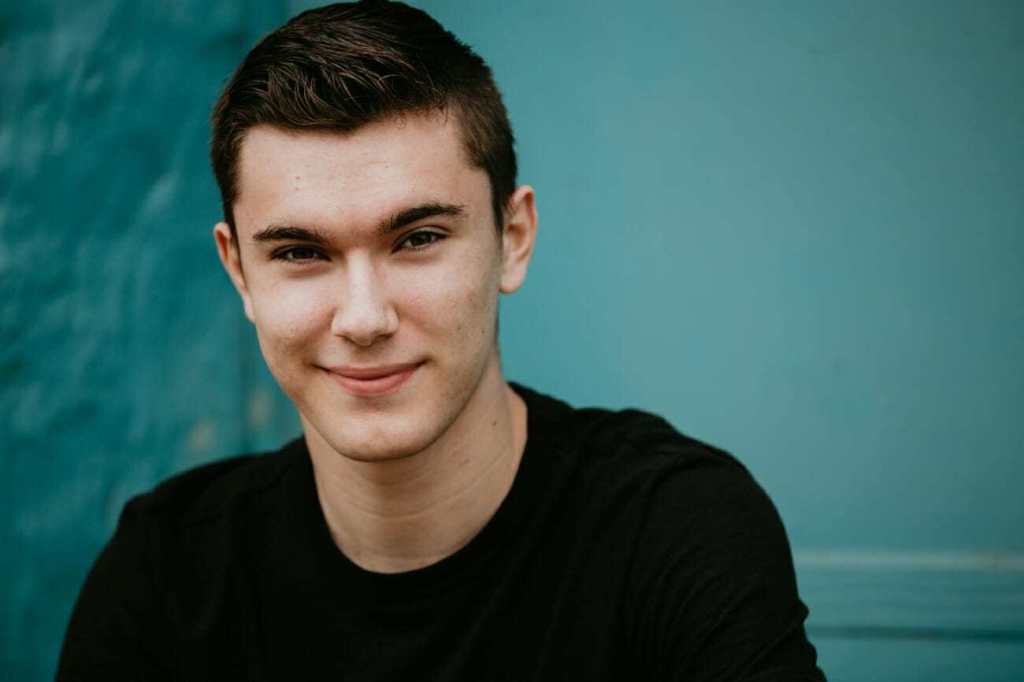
[794,549,1024,572]
[808,625,1024,643]
[793,548,1024,637]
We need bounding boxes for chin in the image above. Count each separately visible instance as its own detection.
[305,407,454,463]
[330,434,431,463]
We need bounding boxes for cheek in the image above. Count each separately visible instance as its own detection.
[250,280,331,360]
[394,256,497,348]
[415,250,500,343]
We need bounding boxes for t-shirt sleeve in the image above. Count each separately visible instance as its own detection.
[56,496,175,681]
[624,465,826,681]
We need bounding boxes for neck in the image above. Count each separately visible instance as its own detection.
[303,361,527,574]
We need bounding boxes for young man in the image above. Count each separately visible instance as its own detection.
[59,2,825,679]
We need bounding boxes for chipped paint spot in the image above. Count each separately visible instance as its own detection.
[82,73,104,95]
[51,121,70,153]
[186,419,215,453]
[139,171,179,221]
[247,387,272,429]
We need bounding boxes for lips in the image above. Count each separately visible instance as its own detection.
[323,362,421,397]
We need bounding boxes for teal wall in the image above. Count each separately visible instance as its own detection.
[1,2,296,679]
[2,1,1022,679]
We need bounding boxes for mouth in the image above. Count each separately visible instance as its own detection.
[322,362,422,397]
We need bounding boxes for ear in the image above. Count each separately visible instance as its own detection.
[499,185,538,294]
[213,221,255,322]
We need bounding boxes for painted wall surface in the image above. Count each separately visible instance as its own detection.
[2,1,1022,679]
[1,2,296,679]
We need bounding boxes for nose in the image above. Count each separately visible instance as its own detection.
[330,256,398,347]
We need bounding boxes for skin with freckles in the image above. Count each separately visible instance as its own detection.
[214,112,538,572]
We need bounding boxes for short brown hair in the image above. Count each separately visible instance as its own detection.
[210,0,517,233]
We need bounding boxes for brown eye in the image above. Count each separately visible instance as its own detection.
[399,231,444,251]
[274,246,324,262]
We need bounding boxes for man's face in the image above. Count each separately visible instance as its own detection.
[215,113,534,462]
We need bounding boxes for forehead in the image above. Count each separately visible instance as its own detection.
[233,113,486,231]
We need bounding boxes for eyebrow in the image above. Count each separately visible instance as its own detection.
[250,202,466,244]
[251,225,330,245]
[377,202,465,235]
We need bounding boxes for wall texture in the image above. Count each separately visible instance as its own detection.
[1,2,296,679]
[2,1,1022,679]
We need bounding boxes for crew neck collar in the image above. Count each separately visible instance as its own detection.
[277,382,571,604]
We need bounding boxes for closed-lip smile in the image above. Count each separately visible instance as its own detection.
[323,362,422,396]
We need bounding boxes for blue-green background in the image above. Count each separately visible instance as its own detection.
[2,1,1022,679]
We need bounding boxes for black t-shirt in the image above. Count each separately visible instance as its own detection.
[58,385,825,680]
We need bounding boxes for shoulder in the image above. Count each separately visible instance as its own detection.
[120,437,306,529]
[512,389,820,677]
[518,384,791,589]
[517,383,758,506]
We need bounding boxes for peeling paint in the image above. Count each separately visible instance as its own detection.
[186,419,216,454]
[247,387,273,430]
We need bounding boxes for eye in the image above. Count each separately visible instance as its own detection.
[273,246,326,263]
[398,230,445,251]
